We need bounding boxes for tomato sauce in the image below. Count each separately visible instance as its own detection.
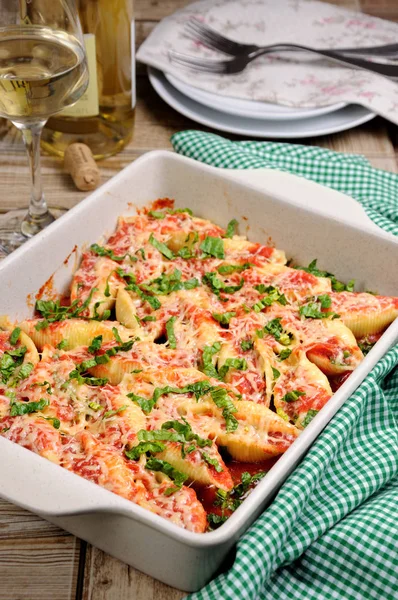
[196,457,279,525]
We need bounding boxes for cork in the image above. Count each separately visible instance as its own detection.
[64,143,100,191]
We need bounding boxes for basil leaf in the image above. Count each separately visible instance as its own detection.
[202,272,244,296]
[201,342,221,379]
[258,318,293,346]
[16,362,34,381]
[145,458,188,494]
[88,335,103,354]
[200,236,225,259]
[148,210,165,219]
[88,401,102,411]
[103,405,129,419]
[149,233,175,260]
[0,347,27,384]
[56,339,68,350]
[166,316,177,349]
[142,269,199,296]
[217,262,251,275]
[210,387,238,432]
[279,348,292,361]
[90,243,129,262]
[35,287,98,327]
[225,219,238,238]
[302,409,318,427]
[318,294,332,309]
[207,513,228,529]
[240,339,254,352]
[10,327,21,345]
[125,441,165,460]
[10,398,48,416]
[212,312,236,326]
[201,452,223,473]
[295,259,355,293]
[44,416,61,430]
[271,367,280,380]
[168,207,193,216]
[118,269,162,310]
[281,390,306,403]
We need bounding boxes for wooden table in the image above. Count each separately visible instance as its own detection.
[1,1,397,598]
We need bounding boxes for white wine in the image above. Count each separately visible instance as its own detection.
[0,26,88,123]
[41,0,135,160]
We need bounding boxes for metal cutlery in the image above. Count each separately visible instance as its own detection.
[185,17,398,59]
[169,45,398,77]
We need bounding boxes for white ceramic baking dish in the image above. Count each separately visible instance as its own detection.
[0,151,397,592]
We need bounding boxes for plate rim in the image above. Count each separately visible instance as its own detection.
[165,71,347,121]
[148,67,375,139]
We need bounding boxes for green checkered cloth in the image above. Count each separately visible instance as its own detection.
[170,131,398,600]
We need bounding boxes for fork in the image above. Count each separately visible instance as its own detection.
[169,45,398,78]
[185,18,398,59]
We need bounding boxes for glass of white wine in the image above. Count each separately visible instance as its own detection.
[0,0,89,254]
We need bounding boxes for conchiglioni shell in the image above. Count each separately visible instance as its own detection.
[19,319,134,351]
[155,443,233,491]
[115,287,144,333]
[306,319,363,375]
[177,398,299,462]
[71,257,119,318]
[341,307,398,338]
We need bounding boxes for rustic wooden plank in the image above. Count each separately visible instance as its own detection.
[360,0,398,21]
[0,499,81,600]
[81,545,185,600]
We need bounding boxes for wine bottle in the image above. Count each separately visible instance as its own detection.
[41,0,135,160]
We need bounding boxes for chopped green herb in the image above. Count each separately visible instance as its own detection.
[240,339,254,352]
[210,387,238,432]
[56,339,68,350]
[168,207,193,216]
[302,409,318,427]
[125,441,165,460]
[0,346,27,384]
[207,513,228,529]
[10,327,21,345]
[202,272,244,296]
[225,219,238,238]
[271,367,280,380]
[136,248,146,260]
[257,318,293,346]
[299,295,339,320]
[200,236,225,259]
[141,268,199,296]
[202,452,223,472]
[295,259,355,293]
[43,416,61,429]
[218,358,247,382]
[10,398,48,416]
[165,316,177,349]
[279,348,292,361]
[281,390,306,403]
[149,233,175,260]
[141,315,156,322]
[35,287,97,328]
[145,457,187,495]
[16,362,34,382]
[103,405,128,419]
[88,401,102,411]
[90,243,134,262]
[212,311,236,326]
[117,269,162,311]
[88,335,103,354]
[358,338,375,356]
[148,210,166,219]
[201,342,222,379]
[217,263,251,275]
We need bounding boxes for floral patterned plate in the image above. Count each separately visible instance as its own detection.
[149,68,375,139]
[166,73,346,121]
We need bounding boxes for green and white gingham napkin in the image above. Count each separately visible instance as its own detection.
[170,131,398,600]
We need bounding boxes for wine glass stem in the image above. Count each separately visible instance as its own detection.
[13,120,55,237]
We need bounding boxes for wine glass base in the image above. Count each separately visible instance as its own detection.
[0,207,68,258]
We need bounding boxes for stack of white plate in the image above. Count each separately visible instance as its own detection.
[148,67,375,138]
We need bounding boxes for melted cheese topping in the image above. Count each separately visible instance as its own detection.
[1,201,397,532]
